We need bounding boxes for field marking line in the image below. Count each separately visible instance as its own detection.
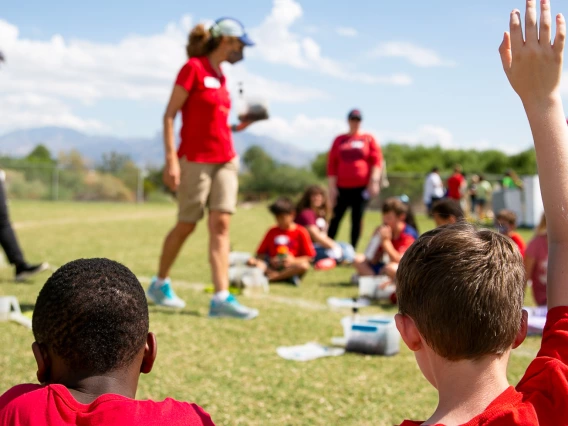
[138,276,328,311]
[13,211,174,230]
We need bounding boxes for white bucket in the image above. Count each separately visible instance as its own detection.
[341,315,400,356]
[0,296,32,329]
[358,276,394,299]
[229,252,252,267]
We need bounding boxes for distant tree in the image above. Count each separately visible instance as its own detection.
[58,150,89,172]
[98,152,132,174]
[26,145,55,165]
[311,152,328,179]
[242,145,275,177]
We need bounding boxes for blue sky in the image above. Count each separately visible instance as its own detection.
[1,0,565,154]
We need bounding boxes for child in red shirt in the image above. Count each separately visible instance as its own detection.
[0,258,214,426]
[248,197,316,286]
[354,197,418,280]
[396,2,568,424]
[525,214,548,306]
[496,209,526,257]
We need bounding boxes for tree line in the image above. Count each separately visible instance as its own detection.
[0,143,537,202]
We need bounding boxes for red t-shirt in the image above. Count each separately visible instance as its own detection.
[373,225,417,262]
[175,57,235,164]
[510,232,526,258]
[0,383,215,426]
[256,225,316,258]
[399,306,568,426]
[447,173,465,200]
[526,234,548,306]
[295,209,328,235]
[327,133,382,188]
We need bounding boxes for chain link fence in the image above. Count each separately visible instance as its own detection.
[0,163,147,203]
[1,162,507,212]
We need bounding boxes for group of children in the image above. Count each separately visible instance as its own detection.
[1,1,566,424]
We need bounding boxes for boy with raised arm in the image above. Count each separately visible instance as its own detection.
[396,1,568,424]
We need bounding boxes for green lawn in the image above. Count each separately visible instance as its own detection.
[0,201,540,426]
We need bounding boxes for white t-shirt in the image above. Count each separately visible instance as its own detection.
[423,172,444,203]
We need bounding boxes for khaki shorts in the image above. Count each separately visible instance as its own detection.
[177,157,239,223]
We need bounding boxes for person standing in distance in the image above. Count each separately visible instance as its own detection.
[0,170,48,281]
[423,167,445,216]
[327,109,382,249]
[147,18,259,320]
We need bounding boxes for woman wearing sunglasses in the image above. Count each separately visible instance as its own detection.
[147,18,259,320]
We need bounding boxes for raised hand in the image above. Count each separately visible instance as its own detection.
[499,0,565,105]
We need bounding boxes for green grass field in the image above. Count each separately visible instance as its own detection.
[0,201,541,426]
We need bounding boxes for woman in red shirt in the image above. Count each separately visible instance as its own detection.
[327,109,382,249]
[147,18,259,320]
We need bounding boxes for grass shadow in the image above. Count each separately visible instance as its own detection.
[148,306,201,317]
[318,282,355,288]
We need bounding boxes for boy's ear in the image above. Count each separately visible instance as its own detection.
[140,332,157,375]
[32,342,51,384]
[512,309,529,349]
[395,313,423,352]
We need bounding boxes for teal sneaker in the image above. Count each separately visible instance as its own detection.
[147,277,186,309]
[209,294,259,320]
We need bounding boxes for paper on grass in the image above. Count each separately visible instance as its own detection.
[277,343,345,362]
[327,297,371,309]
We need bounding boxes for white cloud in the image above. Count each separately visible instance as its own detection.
[249,0,411,86]
[336,27,358,38]
[370,42,456,68]
[0,14,329,133]
[380,125,455,148]
[247,114,347,151]
[0,93,105,132]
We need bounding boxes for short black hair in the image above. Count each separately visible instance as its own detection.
[269,197,295,216]
[32,258,149,375]
[432,199,464,221]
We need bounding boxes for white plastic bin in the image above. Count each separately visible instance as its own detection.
[341,315,400,356]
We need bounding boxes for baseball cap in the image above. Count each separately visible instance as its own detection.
[210,18,255,46]
[348,109,362,120]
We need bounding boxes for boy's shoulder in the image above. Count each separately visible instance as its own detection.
[0,384,215,426]
[0,384,44,410]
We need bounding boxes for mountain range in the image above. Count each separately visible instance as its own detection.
[0,127,317,168]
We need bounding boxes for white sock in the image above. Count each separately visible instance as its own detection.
[155,277,168,287]
[214,290,230,302]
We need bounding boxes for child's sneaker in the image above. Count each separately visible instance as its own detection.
[209,294,258,320]
[290,275,301,287]
[147,277,186,309]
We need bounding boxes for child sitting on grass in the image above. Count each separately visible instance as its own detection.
[431,199,465,227]
[496,209,526,257]
[0,258,215,425]
[397,2,568,424]
[525,214,548,307]
[354,197,418,280]
[248,197,315,286]
[295,185,355,266]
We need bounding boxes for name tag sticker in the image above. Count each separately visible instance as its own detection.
[204,76,221,89]
[351,141,365,149]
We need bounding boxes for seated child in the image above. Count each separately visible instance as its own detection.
[354,197,418,280]
[248,197,315,286]
[0,258,215,425]
[496,209,526,257]
[397,3,568,423]
[431,199,465,227]
[525,214,548,306]
[295,185,355,265]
